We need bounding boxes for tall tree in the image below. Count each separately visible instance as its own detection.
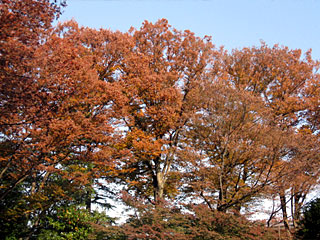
[111,19,214,203]
[182,79,289,213]
[222,43,320,230]
[0,3,119,237]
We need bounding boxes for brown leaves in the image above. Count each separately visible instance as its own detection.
[221,43,319,127]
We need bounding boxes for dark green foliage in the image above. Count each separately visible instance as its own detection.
[36,205,114,240]
[37,206,101,240]
[0,187,29,239]
[296,198,320,240]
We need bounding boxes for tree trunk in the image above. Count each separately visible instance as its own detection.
[85,188,91,212]
[291,188,303,229]
[217,188,228,212]
[279,189,291,232]
[154,171,164,203]
[30,173,37,195]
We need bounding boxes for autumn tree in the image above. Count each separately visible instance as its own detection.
[94,19,215,204]
[220,43,320,230]
[0,1,121,238]
[181,78,291,214]
[0,0,63,236]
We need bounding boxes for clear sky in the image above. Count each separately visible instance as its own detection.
[58,0,320,60]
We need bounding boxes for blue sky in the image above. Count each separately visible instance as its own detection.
[59,0,320,59]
